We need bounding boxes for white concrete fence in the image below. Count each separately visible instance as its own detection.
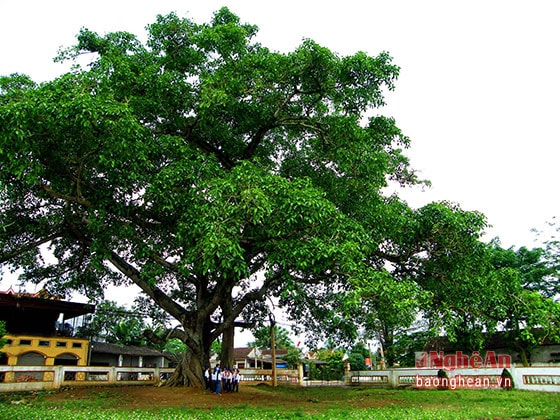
[1,364,559,393]
[0,365,176,393]
[0,365,300,393]
[347,366,560,393]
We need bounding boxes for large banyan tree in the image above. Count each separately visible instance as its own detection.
[0,8,491,386]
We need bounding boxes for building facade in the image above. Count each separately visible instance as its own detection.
[0,288,94,368]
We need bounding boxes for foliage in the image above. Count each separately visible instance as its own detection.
[347,352,366,371]
[76,300,154,346]
[307,348,346,381]
[0,320,7,352]
[485,241,560,365]
[163,338,187,356]
[344,201,491,362]
[532,217,560,298]
[248,325,294,350]
[282,347,303,369]
[210,339,222,359]
[107,318,147,346]
[77,299,174,350]
[347,342,371,370]
[355,208,559,364]
[76,301,130,340]
[410,239,560,363]
[391,329,435,367]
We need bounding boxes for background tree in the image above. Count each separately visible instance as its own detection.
[532,217,560,298]
[353,273,426,367]
[163,338,187,359]
[109,318,147,346]
[210,339,222,360]
[77,301,133,340]
[248,325,295,350]
[391,329,434,367]
[77,300,151,345]
[347,341,371,370]
[283,347,303,369]
[307,348,346,381]
[341,200,490,363]
[389,239,560,366]
[485,242,560,365]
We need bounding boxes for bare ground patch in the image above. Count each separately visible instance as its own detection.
[40,383,407,412]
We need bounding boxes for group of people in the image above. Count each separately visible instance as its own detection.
[204,364,240,395]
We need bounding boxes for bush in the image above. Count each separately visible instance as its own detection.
[0,320,7,352]
[307,350,345,381]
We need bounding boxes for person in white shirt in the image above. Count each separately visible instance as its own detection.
[204,366,211,391]
[233,368,240,392]
[212,364,220,394]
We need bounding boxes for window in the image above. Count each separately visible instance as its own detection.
[19,339,32,346]
[56,341,67,348]
[38,340,50,347]
[72,342,82,348]
[550,352,560,362]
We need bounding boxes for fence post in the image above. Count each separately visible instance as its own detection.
[389,370,397,388]
[108,367,116,385]
[344,361,351,385]
[53,366,64,388]
[298,363,304,386]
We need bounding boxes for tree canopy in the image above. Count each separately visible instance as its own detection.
[248,325,295,350]
[2,8,555,386]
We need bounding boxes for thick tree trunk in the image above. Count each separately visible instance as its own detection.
[220,323,235,368]
[219,293,236,368]
[164,319,214,388]
[166,350,206,388]
[382,327,395,367]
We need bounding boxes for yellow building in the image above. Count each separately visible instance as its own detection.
[0,288,94,367]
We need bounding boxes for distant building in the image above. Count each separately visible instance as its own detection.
[0,288,174,370]
[231,347,289,369]
[89,341,172,368]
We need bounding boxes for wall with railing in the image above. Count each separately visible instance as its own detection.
[0,365,176,393]
[0,365,301,393]
[346,366,560,392]
[238,368,301,384]
[1,364,558,393]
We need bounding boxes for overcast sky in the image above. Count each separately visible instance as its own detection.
[1,1,559,343]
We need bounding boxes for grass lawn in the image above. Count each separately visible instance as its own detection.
[1,384,559,419]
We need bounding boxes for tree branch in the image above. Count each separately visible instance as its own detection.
[41,184,93,207]
[0,231,64,264]
[144,326,187,344]
[211,271,285,339]
[106,250,191,324]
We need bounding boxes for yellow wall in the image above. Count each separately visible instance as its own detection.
[1,334,90,366]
